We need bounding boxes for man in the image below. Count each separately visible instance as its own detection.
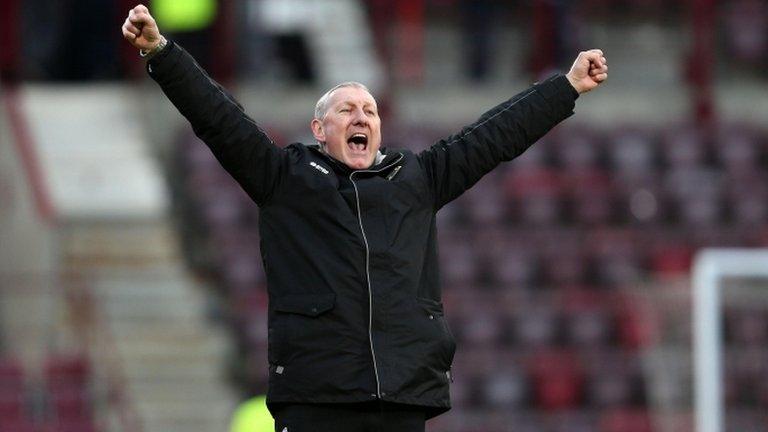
[122,4,607,432]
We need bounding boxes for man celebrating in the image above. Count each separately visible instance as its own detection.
[123,4,607,431]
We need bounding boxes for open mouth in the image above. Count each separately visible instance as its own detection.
[347,133,368,152]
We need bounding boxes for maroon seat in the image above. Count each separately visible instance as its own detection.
[725,309,768,347]
[514,305,559,348]
[49,388,92,422]
[606,129,657,177]
[660,125,708,168]
[584,352,638,408]
[613,294,658,349]
[723,0,768,65]
[566,169,615,226]
[0,419,36,432]
[726,173,768,226]
[504,167,564,225]
[0,358,24,393]
[462,175,504,226]
[564,304,612,348]
[724,409,766,432]
[481,369,528,408]
[0,390,25,423]
[599,408,652,432]
[438,233,480,286]
[715,125,762,173]
[492,246,540,289]
[552,127,602,172]
[648,242,694,278]
[550,410,598,432]
[529,350,584,411]
[541,244,588,287]
[38,420,99,432]
[45,354,90,390]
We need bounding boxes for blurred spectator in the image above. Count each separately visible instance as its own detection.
[0,0,21,81]
[152,0,218,72]
[529,0,580,77]
[723,0,768,71]
[19,0,118,80]
[460,0,499,82]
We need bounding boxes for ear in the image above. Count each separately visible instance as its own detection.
[311,118,325,142]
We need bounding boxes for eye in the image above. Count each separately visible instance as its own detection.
[366,110,376,116]
[340,108,350,113]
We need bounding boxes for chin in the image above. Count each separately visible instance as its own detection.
[341,154,372,170]
[346,161,369,170]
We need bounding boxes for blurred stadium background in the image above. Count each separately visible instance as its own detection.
[2,0,768,431]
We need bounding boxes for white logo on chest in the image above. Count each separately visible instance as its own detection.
[310,161,330,175]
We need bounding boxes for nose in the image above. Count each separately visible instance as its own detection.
[351,108,369,126]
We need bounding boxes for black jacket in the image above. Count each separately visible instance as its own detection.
[148,42,578,418]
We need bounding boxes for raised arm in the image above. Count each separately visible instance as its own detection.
[418,50,607,210]
[122,5,285,205]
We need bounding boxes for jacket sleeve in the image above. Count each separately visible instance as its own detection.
[417,74,578,210]
[147,41,284,206]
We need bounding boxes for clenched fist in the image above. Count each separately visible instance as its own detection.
[121,4,163,52]
[565,49,608,94]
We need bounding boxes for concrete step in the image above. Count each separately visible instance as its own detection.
[110,322,226,341]
[62,223,180,268]
[137,401,235,432]
[101,301,204,322]
[128,381,234,402]
[121,357,226,380]
[115,338,226,359]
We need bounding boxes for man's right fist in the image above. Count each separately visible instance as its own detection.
[122,5,162,51]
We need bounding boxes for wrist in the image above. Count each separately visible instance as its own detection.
[565,73,581,94]
[139,35,167,59]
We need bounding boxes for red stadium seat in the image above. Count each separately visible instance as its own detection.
[0,390,25,423]
[607,129,657,176]
[45,353,90,390]
[0,358,25,393]
[599,408,652,432]
[660,126,708,168]
[552,127,602,171]
[529,350,584,411]
[567,170,615,226]
[38,420,100,432]
[0,419,36,432]
[503,168,564,226]
[514,305,559,348]
[481,369,528,408]
[49,388,92,422]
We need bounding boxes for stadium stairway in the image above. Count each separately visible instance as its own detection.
[93,265,237,432]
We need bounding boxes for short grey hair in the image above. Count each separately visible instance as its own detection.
[314,81,372,120]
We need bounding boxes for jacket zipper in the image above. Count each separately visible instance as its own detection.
[350,171,382,399]
[348,154,403,399]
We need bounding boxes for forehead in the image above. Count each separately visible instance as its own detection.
[328,87,377,107]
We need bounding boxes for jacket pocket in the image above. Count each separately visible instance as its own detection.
[274,293,336,317]
[416,297,457,369]
[270,293,336,366]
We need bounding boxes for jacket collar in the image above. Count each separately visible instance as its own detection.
[307,143,403,176]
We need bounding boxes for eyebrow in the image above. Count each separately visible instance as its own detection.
[338,101,377,109]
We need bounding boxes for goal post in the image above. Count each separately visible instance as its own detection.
[692,248,768,432]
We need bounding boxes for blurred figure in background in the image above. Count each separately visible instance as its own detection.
[20,0,119,80]
[151,0,218,71]
[230,395,274,432]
